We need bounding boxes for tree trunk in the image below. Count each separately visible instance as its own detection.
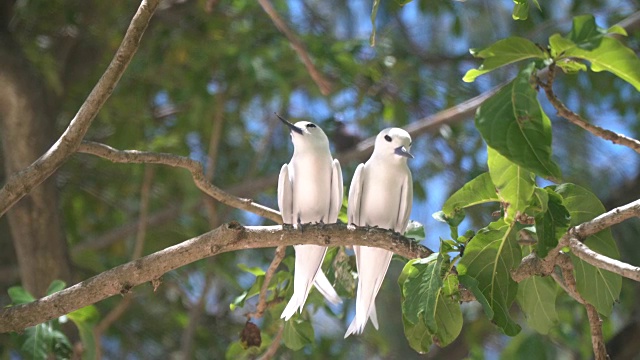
[0,31,72,298]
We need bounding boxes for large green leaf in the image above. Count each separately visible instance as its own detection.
[475,63,562,179]
[283,319,314,350]
[458,274,494,319]
[534,188,570,258]
[549,15,640,91]
[487,147,536,222]
[457,219,521,335]
[442,172,499,216]
[516,275,558,334]
[463,37,547,82]
[67,305,100,360]
[402,255,443,329]
[554,183,621,316]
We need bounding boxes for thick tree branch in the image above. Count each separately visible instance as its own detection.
[0,223,431,333]
[77,141,281,223]
[538,65,640,154]
[0,0,159,218]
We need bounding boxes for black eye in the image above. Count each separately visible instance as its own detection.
[384,135,392,142]
[306,123,316,128]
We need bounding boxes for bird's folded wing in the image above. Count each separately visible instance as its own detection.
[347,164,364,226]
[277,164,293,224]
[328,159,343,223]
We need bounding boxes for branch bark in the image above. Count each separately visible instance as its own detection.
[77,141,281,223]
[0,0,159,218]
[539,65,640,154]
[0,223,432,333]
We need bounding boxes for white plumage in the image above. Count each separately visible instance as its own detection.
[345,128,413,337]
[277,116,343,321]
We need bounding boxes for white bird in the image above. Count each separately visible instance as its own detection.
[277,114,344,321]
[345,128,414,337]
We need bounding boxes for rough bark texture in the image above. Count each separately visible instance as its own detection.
[0,223,433,332]
[0,31,72,297]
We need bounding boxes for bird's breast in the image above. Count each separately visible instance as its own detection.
[290,155,333,223]
[358,166,406,229]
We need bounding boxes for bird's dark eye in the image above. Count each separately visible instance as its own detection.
[306,123,317,128]
[384,135,392,142]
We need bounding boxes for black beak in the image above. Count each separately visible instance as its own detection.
[394,146,414,159]
[276,113,303,135]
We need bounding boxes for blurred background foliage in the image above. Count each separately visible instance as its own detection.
[0,0,639,358]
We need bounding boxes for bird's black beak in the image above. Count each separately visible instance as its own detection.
[394,146,414,159]
[276,113,303,135]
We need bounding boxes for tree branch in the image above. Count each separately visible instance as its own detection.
[258,325,284,360]
[76,141,281,223]
[0,0,159,219]
[247,246,287,319]
[538,65,640,154]
[257,0,332,95]
[0,223,432,333]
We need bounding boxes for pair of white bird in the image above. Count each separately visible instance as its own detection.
[276,115,413,338]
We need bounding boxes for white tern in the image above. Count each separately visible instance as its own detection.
[345,128,414,337]
[277,114,344,321]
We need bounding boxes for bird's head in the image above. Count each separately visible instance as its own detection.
[277,114,329,150]
[373,127,413,161]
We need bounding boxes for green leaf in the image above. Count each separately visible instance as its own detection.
[67,305,99,360]
[463,37,546,82]
[534,188,570,257]
[46,280,66,296]
[555,58,588,74]
[402,255,443,329]
[527,187,549,216]
[516,275,558,334]
[554,184,621,316]
[487,147,536,221]
[567,15,607,50]
[549,15,640,91]
[404,220,426,241]
[512,0,529,20]
[401,314,432,354]
[8,286,35,305]
[237,263,266,277]
[457,219,521,335]
[369,0,380,46]
[283,319,314,350]
[475,63,562,179]
[442,172,499,216]
[432,287,463,346]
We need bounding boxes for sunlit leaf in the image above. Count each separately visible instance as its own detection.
[441,172,499,217]
[237,263,266,277]
[487,147,536,221]
[475,63,562,179]
[463,37,546,82]
[405,220,426,241]
[402,255,443,329]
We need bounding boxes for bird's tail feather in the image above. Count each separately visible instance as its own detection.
[314,270,342,305]
[280,245,327,320]
[344,246,392,337]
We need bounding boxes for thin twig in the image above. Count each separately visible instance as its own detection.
[257,0,332,95]
[257,325,284,360]
[585,303,608,360]
[0,0,160,218]
[572,198,640,239]
[77,141,281,223]
[538,65,640,154]
[247,246,287,319]
[568,237,640,282]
